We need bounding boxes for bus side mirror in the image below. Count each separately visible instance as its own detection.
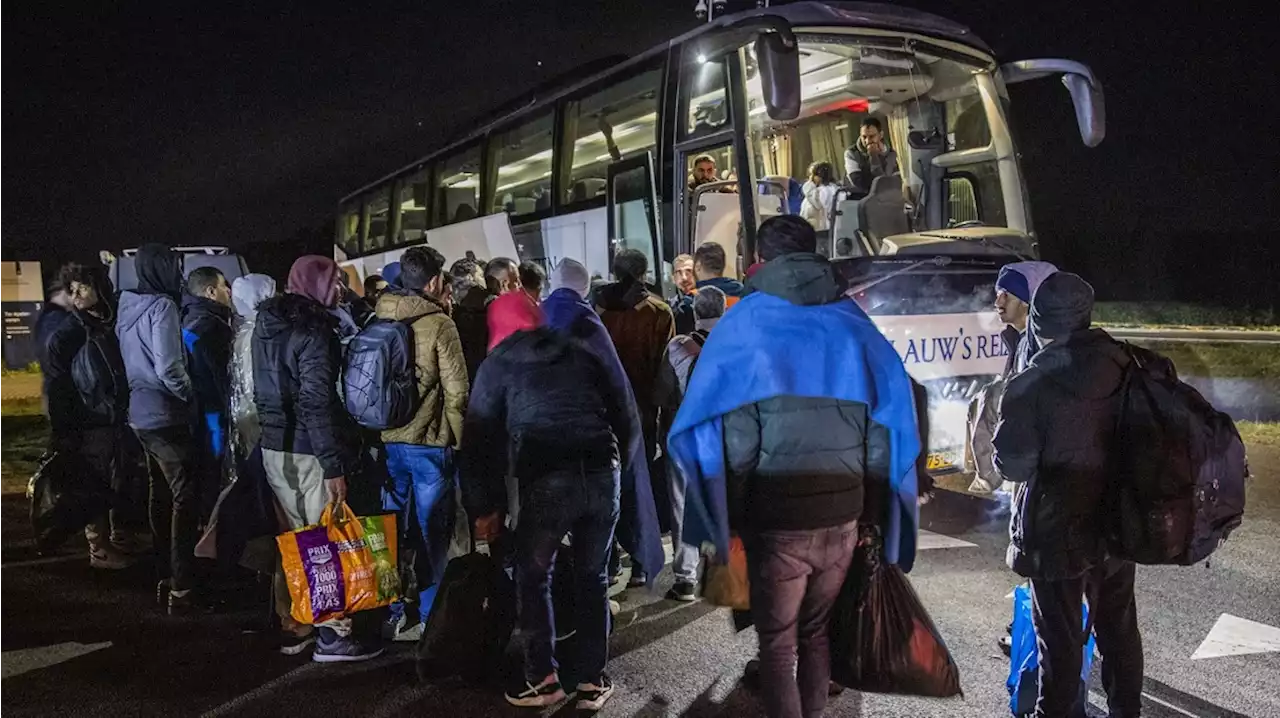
[755,33,801,121]
[1001,59,1106,148]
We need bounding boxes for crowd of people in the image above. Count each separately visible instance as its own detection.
[35,216,1146,717]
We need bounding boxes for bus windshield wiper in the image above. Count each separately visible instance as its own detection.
[846,256,952,297]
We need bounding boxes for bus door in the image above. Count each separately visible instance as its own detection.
[675,43,763,278]
[605,151,665,294]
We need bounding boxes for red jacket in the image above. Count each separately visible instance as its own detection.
[487,292,543,351]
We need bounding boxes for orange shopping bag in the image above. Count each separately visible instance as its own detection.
[276,502,400,625]
[701,534,750,610]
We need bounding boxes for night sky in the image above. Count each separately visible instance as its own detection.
[5,1,1277,304]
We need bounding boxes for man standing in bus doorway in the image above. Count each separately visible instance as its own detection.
[595,249,675,587]
[376,246,469,641]
[117,244,201,614]
[843,117,899,196]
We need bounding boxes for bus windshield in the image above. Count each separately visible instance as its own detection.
[733,35,1019,258]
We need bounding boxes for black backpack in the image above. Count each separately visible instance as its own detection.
[342,315,425,431]
[1108,344,1248,565]
[71,318,126,425]
[683,329,709,381]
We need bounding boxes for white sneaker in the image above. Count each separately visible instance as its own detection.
[576,674,616,711]
[89,546,134,570]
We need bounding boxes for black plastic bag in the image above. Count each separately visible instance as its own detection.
[830,529,962,698]
[416,543,517,683]
[27,450,109,555]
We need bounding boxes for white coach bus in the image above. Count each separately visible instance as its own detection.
[332,1,1104,474]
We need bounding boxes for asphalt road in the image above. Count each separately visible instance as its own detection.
[3,447,1278,718]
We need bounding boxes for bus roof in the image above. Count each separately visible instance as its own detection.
[340,1,991,204]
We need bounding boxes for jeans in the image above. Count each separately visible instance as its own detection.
[383,444,456,624]
[516,462,620,685]
[79,427,119,551]
[1031,559,1144,718]
[263,448,351,636]
[136,425,200,592]
[665,455,700,584]
[746,521,858,718]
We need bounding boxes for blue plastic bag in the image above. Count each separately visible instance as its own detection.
[1007,583,1096,716]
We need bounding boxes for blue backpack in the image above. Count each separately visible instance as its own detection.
[343,315,425,430]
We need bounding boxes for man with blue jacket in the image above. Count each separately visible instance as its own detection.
[181,266,234,520]
[669,215,921,718]
[117,244,199,614]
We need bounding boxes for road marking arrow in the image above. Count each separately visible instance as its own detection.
[918,529,978,550]
[2,641,112,679]
[1191,613,1280,660]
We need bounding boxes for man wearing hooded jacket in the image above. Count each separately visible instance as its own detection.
[994,273,1144,718]
[254,255,379,662]
[117,244,200,614]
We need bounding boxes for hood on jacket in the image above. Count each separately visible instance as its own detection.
[595,279,651,311]
[375,288,446,322]
[255,293,337,341]
[182,293,233,327]
[489,325,573,365]
[382,262,402,289]
[117,290,172,335]
[749,253,845,306]
[287,255,341,309]
[696,275,745,298]
[232,274,277,319]
[996,261,1059,305]
[550,258,591,299]
[1031,329,1127,400]
[135,243,184,298]
[488,292,543,350]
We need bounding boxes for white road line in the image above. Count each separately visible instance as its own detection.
[199,663,319,717]
[917,529,979,550]
[2,554,83,569]
[1191,613,1280,660]
[2,641,112,679]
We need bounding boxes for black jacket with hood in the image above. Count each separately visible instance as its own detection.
[37,304,124,440]
[452,286,493,384]
[181,294,234,420]
[460,327,627,519]
[722,253,891,532]
[994,328,1127,580]
[252,293,351,479]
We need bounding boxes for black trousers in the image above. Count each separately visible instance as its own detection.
[136,425,199,592]
[1030,559,1144,718]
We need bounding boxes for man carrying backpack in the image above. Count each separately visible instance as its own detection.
[654,285,726,602]
[255,255,378,661]
[993,272,1143,718]
[36,264,133,569]
[372,246,469,640]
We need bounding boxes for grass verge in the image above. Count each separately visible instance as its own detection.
[1127,341,1280,381]
[1,409,48,494]
[1238,422,1280,449]
[1096,302,1278,329]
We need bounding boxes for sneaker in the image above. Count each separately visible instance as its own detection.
[575,674,616,711]
[392,621,423,642]
[609,568,625,587]
[998,634,1013,657]
[828,681,845,696]
[89,546,134,570]
[666,581,697,602]
[279,630,317,656]
[312,632,385,663]
[608,599,620,617]
[742,659,760,690]
[156,580,170,607]
[505,675,566,708]
[626,572,648,589]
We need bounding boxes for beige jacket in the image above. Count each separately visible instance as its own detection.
[376,290,469,448]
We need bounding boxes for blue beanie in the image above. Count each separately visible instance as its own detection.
[996,264,1031,304]
[382,261,402,288]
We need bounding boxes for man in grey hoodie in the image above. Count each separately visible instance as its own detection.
[117,244,199,614]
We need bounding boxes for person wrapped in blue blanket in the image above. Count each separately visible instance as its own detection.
[668,215,922,718]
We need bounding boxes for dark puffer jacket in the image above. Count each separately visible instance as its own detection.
[181,295,234,419]
[460,327,626,518]
[722,253,891,532]
[452,287,492,384]
[37,305,123,440]
[252,293,351,479]
[994,328,1127,580]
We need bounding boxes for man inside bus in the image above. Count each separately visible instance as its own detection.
[843,117,899,196]
[688,154,719,193]
[670,253,697,335]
